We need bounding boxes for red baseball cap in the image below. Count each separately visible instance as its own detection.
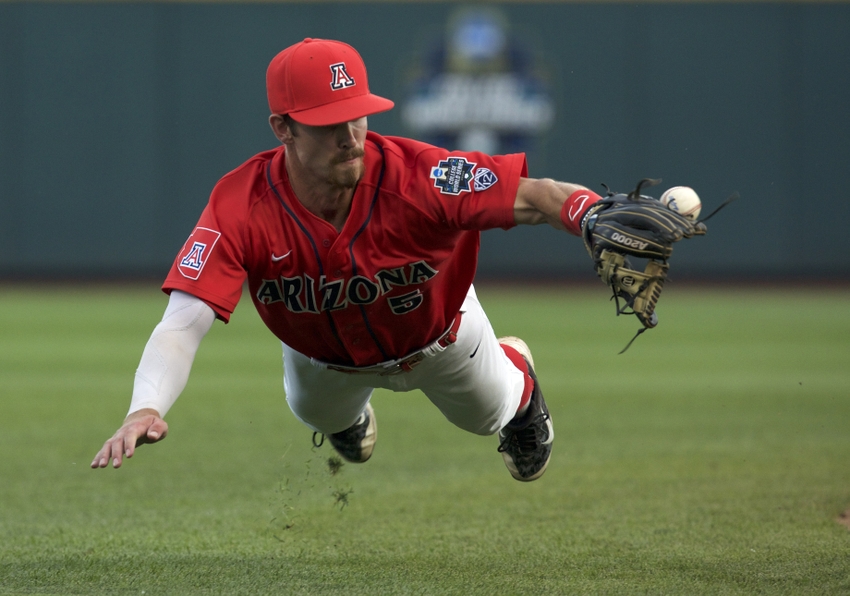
[266,38,395,126]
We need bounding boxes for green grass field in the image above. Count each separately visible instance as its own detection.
[1,283,849,595]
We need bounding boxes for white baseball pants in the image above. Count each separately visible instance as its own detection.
[282,286,524,436]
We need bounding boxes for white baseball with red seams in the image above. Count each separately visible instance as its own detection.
[660,186,702,221]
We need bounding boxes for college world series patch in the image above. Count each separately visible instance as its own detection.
[430,157,476,195]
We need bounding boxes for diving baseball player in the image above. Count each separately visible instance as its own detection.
[92,38,703,481]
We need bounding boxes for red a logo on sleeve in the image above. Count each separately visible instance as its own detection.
[178,227,221,280]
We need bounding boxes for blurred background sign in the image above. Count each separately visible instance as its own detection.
[401,6,554,156]
[1,2,848,282]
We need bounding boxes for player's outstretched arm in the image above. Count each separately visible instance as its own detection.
[513,177,591,230]
[91,408,168,469]
[90,290,216,470]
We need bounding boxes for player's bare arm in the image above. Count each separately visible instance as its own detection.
[513,177,589,228]
[91,408,168,469]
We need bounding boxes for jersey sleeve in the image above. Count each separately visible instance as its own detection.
[442,150,527,231]
[162,184,249,322]
[383,136,528,231]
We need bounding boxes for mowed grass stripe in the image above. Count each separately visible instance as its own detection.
[0,283,848,595]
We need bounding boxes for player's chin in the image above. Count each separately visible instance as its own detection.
[330,161,364,189]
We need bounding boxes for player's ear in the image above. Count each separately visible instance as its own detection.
[269,114,295,144]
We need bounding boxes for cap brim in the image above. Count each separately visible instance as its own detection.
[288,93,394,126]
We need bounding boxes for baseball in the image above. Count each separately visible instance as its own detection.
[660,186,701,220]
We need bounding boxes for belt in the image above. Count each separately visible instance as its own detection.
[322,312,463,376]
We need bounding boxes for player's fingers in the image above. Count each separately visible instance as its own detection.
[92,413,166,469]
[114,422,148,466]
[137,418,168,446]
[91,442,112,468]
[122,420,155,458]
[123,432,137,460]
[110,437,126,468]
[92,435,124,468]
[147,418,166,441]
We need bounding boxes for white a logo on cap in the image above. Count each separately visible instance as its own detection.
[329,63,356,90]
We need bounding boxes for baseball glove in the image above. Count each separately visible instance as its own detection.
[582,178,707,351]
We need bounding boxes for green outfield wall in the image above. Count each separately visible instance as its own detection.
[1,2,848,281]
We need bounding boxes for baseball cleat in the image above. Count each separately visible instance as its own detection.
[327,402,377,463]
[497,337,553,482]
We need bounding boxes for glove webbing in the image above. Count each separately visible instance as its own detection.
[596,250,668,353]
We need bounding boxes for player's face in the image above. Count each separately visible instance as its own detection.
[289,118,368,190]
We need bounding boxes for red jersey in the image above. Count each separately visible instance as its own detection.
[163,131,527,366]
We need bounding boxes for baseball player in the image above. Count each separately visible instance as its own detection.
[91,38,679,482]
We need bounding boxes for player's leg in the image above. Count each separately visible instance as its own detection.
[281,343,377,463]
[398,286,553,481]
[392,297,522,435]
[494,336,554,482]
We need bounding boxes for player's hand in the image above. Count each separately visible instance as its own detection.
[91,408,168,469]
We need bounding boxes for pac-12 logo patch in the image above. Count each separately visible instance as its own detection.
[473,168,498,192]
[177,227,221,280]
[430,157,476,195]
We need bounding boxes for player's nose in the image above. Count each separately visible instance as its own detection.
[335,121,359,148]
